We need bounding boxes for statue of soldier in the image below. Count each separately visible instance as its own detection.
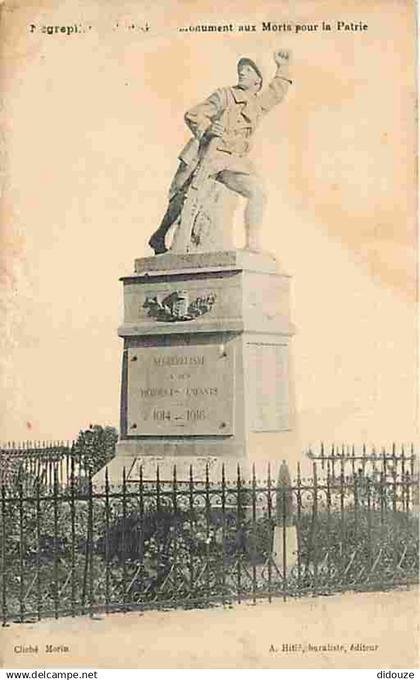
[148,49,292,255]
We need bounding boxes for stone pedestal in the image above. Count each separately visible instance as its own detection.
[272,525,298,571]
[95,250,298,484]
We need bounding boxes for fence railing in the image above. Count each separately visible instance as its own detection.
[1,441,417,488]
[306,443,417,479]
[0,456,418,624]
[0,442,93,488]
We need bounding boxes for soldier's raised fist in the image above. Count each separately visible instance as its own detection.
[273,49,291,65]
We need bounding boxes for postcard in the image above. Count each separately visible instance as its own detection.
[0,0,417,670]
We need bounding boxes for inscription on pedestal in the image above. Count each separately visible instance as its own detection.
[127,343,234,436]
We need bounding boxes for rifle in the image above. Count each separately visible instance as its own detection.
[170,135,220,253]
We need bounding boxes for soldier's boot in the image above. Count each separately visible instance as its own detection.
[148,191,186,255]
[148,230,168,255]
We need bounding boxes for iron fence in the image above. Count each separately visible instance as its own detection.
[306,443,417,480]
[0,441,92,488]
[0,454,418,624]
[2,441,416,489]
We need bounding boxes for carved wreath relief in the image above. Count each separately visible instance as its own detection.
[143,290,216,322]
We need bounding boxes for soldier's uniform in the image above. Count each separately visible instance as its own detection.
[149,59,292,253]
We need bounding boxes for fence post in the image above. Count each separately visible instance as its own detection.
[122,467,127,613]
[18,470,25,623]
[70,455,76,617]
[296,462,302,593]
[172,465,179,603]
[266,463,272,603]
[353,465,359,536]
[53,466,59,619]
[35,478,41,621]
[326,460,332,590]
[339,455,345,582]
[136,464,144,612]
[105,466,110,615]
[220,463,226,605]
[155,465,161,600]
[235,463,242,604]
[367,476,372,577]
[312,462,318,596]
[251,463,257,605]
[81,471,93,616]
[88,471,94,618]
[1,483,6,625]
[188,465,195,600]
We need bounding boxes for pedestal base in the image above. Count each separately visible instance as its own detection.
[105,250,298,486]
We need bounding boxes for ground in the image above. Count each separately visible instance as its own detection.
[0,588,418,669]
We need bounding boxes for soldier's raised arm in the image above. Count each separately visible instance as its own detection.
[258,49,292,114]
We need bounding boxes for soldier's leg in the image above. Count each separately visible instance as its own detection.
[148,162,193,255]
[148,192,185,254]
[216,171,266,251]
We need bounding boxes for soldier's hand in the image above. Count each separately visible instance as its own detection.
[274,49,291,65]
[207,121,225,138]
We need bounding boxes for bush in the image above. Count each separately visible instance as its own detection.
[73,424,118,475]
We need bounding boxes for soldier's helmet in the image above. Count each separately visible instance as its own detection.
[237,57,263,90]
